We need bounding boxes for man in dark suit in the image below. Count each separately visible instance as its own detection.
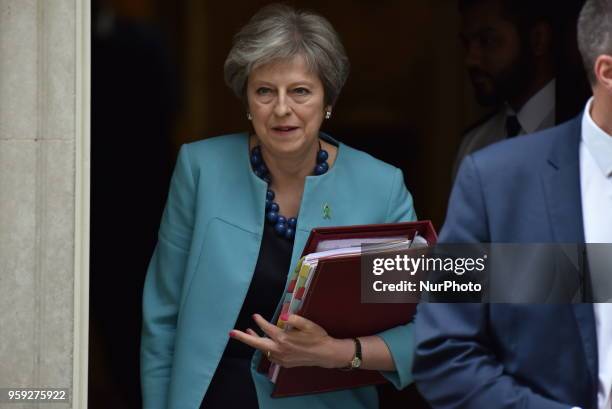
[453,0,559,177]
[453,0,588,178]
[413,1,612,408]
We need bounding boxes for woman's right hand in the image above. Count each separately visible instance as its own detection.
[230,313,354,369]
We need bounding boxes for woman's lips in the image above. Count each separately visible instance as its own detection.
[271,126,299,133]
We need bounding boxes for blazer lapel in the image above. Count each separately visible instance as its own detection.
[216,133,268,234]
[541,116,598,400]
[541,116,584,244]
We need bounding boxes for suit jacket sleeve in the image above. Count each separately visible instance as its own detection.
[413,156,571,409]
[376,167,418,389]
[140,145,196,409]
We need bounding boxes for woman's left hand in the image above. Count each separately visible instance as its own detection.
[230,313,352,369]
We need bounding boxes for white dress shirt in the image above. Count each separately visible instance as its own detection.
[510,78,556,135]
[580,97,612,409]
[454,79,556,176]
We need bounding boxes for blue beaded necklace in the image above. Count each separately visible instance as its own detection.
[250,143,329,240]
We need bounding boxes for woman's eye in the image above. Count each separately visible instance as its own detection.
[293,87,310,96]
[256,87,272,95]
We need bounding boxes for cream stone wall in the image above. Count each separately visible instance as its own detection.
[0,1,89,408]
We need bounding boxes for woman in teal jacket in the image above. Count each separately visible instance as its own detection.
[141,4,417,409]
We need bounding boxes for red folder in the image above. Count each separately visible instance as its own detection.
[258,221,437,397]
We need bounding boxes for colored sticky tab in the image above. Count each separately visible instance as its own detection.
[294,257,304,273]
[290,302,301,314]
[295,287,305,300]
[281,303,289,316]
[296,275,306,290]
[287,279,297,293]
[299,264,310,278]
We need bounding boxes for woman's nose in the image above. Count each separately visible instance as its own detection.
[273,93,291,117]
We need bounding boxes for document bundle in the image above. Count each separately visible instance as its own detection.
[257,221,437,397]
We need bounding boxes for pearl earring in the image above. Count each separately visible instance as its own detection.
[325,110,331,119]
[247,112,253,120]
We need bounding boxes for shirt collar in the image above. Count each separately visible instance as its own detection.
[582,97,612,178]
[505,79,556,134]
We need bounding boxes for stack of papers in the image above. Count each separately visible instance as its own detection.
[268,234,426,382]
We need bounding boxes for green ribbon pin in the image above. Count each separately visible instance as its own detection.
[322,203,332,219]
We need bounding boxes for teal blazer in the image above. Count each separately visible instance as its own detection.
[141,133,417,409]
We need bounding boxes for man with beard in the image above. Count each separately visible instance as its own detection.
[453,0,558,176]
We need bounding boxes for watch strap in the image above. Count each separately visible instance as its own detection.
[340,338,362,370]
[353,337,362,365]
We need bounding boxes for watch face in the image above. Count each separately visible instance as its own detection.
[351,356,362,368]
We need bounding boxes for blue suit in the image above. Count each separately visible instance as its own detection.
[140,133,417,409]
[413,117,598,409]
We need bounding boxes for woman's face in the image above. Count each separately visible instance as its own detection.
[247,55,330,158]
